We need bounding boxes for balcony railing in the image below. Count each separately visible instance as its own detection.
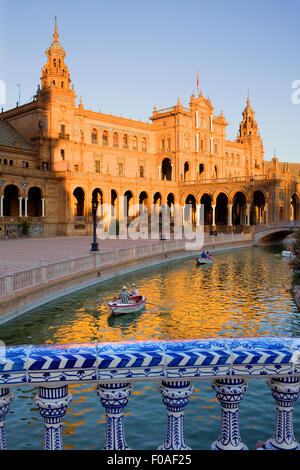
[0,337,300,450]
[181,175,269,186]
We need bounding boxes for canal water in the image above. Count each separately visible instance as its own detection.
[1,244,300,450]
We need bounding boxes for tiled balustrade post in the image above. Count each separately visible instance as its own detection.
[0,388,14,450]
[34,385,72,450]
[265,376,300,450]
[96,383,132,450]
[158,380,194,450]
[211,377,248,450]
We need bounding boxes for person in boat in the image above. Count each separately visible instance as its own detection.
[131,283,139,297]
[201,251,207,259]
[119,286,131,304]
[206,251,213,260]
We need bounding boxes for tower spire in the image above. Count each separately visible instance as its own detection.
[53,16,59,42]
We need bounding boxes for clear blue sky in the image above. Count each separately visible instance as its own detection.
[1,0,300,163]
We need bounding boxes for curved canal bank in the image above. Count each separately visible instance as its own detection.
[0,233,252,326]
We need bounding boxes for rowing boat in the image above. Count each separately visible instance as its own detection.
[281,250,296,259]
[197,257,214,265]
[108,296,147,316]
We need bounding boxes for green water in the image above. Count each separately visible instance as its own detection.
[1,244,300,450]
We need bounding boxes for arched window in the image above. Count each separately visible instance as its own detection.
[53,59,57,68]
[133,136,138,150]
[200,139,204,153]
[142,138,147,152]
[102,131,109,146]
[184,162,190,181]
[91,129,98,144]
[113,132,119,147]
[73,188,85,217]
[3,159,7,165]
[162,158,172,181]
[123,134,128,148]
[199,163,204,176]
[28,187,42,217]
[9,160,13,166]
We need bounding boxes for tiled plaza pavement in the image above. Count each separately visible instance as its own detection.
[0,237,163,275]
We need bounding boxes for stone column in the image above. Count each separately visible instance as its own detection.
[96,383,132,450]
[265,203,269,224]
[41,199,45,218]
[0,388,14,450]
[0,196,3,217]
[196,204,204,227]
[211,378,248,450]
[24,198,28,218]
[18,197,23,217]
[265,376,300,450]
[212,204,216,227]
[227,204,233,227]
[246,204,251,226]
[158,381,194,450]
[34,385,72,450]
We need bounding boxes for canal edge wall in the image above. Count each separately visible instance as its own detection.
[0,238,254,326]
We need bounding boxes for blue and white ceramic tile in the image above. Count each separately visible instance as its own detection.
[0,338,299,386]
[27,343,98,371]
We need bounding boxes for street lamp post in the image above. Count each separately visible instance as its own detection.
[91,195,99,253]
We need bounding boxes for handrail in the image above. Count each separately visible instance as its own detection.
[0,337,300,450]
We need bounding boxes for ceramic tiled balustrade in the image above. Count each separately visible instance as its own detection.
[0,337,300,450]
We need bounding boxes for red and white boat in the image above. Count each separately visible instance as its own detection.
[108,296,147,316]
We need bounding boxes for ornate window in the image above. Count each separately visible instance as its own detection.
[118,163,124,176]
[123,134,128,148]
[113,132,119,148]
[133,136,138,150]
[142,138,147,152]
[95,161,101,173]
[102,130,109,146]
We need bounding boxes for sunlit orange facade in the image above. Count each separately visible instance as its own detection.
[0,21,299,238]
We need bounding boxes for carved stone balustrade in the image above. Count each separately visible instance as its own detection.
[0,337,299,450]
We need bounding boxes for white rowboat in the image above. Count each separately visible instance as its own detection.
[108,296,147,316]
[281,250,296,259]
[197,258,214,266]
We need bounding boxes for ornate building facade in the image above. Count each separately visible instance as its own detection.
[0,21,299,238]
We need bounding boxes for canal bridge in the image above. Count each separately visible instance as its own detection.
[254,220,300,245]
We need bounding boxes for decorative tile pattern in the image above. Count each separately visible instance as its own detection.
[97,341,165,381]
[0,338,300,385]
